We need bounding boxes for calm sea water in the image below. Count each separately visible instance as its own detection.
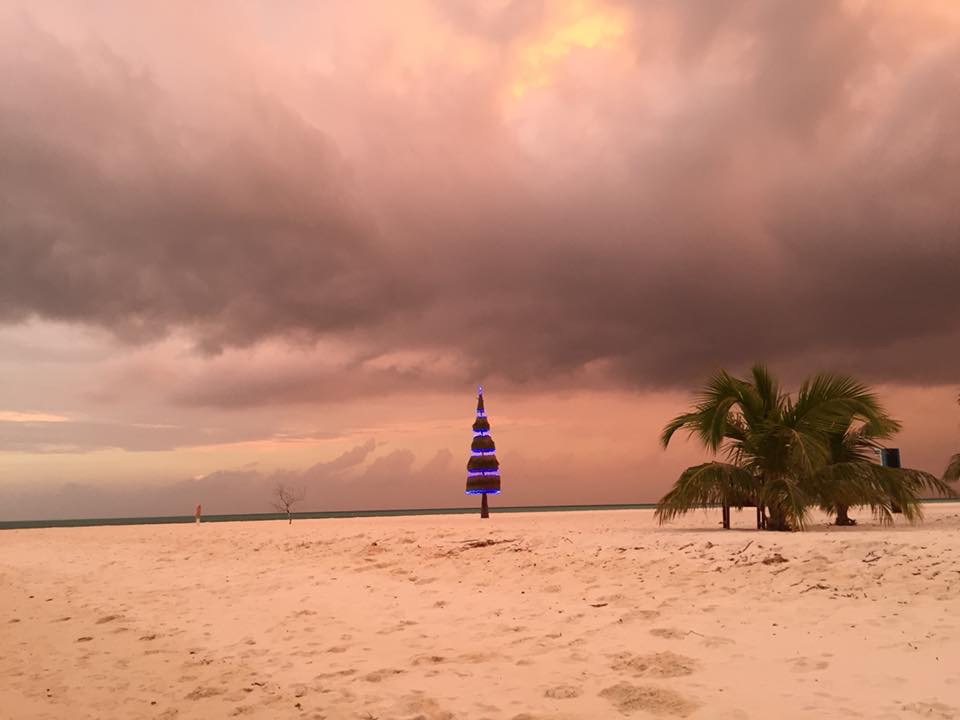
[2,498,955,531]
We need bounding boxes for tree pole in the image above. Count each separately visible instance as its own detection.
[481,493,489,519]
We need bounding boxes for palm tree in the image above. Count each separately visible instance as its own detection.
[657,365,900,531]
[809,417,953,526]
[946,454,960,483]
[944,391,960,484]
[810,420,896,526]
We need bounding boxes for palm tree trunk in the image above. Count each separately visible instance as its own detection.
[766,505,790,531]
[481,493,489,519]
[722,503,730,529]
[834,505,856,526]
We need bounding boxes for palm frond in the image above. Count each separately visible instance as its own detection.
[870,466,924,523]
[695,370,751,451]
[811,461,897,524]
[944,453,960,482]
[784,426,831,476]
[660,411,701,449]
[899,467,957,499]
[661,370,754,452]
[792,373,886,432]
[860,415,902,439]
[747,363,782,420]
[761,475,810,530]
[654,462,755,525]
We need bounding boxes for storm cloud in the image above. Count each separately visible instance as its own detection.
[2,1,959,409]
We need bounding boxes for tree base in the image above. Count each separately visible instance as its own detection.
[756,507,766,530]
[765,511,791,531]
[835,505,856,526]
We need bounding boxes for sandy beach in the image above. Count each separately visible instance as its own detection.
[2,506,958,720]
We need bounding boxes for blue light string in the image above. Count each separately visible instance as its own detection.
[469,389,499,491]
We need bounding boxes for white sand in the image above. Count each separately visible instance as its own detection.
[2,505,959,720]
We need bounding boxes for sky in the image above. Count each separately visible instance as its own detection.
[1,0,959,520]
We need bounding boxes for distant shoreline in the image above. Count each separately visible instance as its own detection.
[2,498,957,530]
[0,503,657,530]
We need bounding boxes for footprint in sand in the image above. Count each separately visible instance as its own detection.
[544,685,581,699]
[363,668,406,682]
[596,593,627,603]
[411,654,447,666]
[600,682,699,717]
[649,627,687,639]
[901,702,958,719]
[789,657,830,673]
[611,651,698,678]
[185,686,225,700]
[458,651,498,664]
[96,614,121,624]
[395,693,455,720]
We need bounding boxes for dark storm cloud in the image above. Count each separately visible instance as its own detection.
[0,16,419,351]
[1,1,959,408]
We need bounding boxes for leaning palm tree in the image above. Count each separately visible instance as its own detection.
[657,365,891,531]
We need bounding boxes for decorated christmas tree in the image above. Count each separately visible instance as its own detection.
[466,386,500,518]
